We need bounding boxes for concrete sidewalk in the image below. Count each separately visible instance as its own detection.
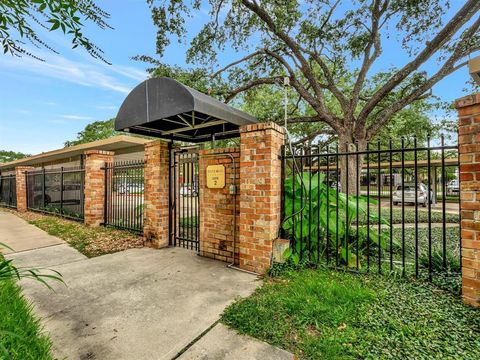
[1,211,292,359]
[0,210,66,254]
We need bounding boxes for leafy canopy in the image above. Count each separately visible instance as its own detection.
[0,0,110,62]
[145,0,479,145]
[64,118,118,147]
[0,150,30,164]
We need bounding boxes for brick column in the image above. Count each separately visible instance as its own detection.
[84,150,114,227]
[199,148,240,263]
[238,122,285,274]
[455,93,480,307]
[15,166,34,212]
[143,140,170,248]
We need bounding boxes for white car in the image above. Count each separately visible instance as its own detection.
[392,183,432,207]
[118,184,144,195]
[446,180,459,195]
[180,184,198,197]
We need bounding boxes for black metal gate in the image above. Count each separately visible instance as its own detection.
[0,174,16,208]
[104,160,145,233]
[169,148,200,250]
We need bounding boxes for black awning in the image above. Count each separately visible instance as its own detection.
[115,77,258,142]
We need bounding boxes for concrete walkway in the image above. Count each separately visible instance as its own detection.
[2,211,292,359]
[0,210,66,254]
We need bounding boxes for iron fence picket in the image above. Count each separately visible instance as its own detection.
[280,138,460,283]
[0,174,17,208]
[24,166,84,220]
[103,160,145,233]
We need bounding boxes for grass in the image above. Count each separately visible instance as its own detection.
[0,280,53,359]
[222,269,480,360]
[13,211,143,257]
[363,207,459,225]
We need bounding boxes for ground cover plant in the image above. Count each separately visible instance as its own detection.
[222,268,480,360]
[0,280,53,359]
[0,242,60,359]
[11,211,143,257]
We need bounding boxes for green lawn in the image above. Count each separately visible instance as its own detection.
[222,269,480,360]
[0,280,53,359]
[363,207,459,225]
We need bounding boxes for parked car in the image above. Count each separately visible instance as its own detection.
[328,180,342,192]
[118,184,144,195]
[392,183,432,207]
[446,180,459,196]
[180,184,198,197]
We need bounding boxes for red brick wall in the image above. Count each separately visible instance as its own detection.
[15,166,34,212]
[83,150,114,227]
[143,140,170,248]
[199,148,240,263]
[455,93,480,307]
[238,122,285,274]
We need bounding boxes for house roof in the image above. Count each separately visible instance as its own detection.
[115,77,258,142]
[0,135,150,170]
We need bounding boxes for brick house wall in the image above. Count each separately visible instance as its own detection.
[15,166,34,212]
[199,148,240,263]
[143,140,170,248]
[83,150,114,227]
[455,93,480,307]
[238,122,285,274]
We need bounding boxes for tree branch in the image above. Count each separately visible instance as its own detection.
[358,0,480,126]
[366,16,480,138]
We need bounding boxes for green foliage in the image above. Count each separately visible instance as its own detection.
[144,0,478,147]
[0,280,53,359]
[283,172,390,268]
[64,118,118,147]
[0,0,110,62]
[39,205,83,220]
[0,150,29,164]
[0,242,61,358]
[0,242,63,288]
[222,268,480,360]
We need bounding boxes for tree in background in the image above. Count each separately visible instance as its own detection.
[0,150,29,164]
[145,0,479,193]
[64,119,118,147]
[1,0,110,62]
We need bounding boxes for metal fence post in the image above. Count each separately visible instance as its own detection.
[60,167,64,212]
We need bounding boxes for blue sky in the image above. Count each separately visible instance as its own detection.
[0,0,475,154]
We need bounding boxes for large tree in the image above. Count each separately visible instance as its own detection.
[145,0,479,192]
[0,150,29,164]
[64,119,118,147]
[1,0,110,62]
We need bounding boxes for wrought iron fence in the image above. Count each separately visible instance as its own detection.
[281,137,460,282]
[0,174,17,208]
[26,167,85,220]
[169,150,200,250]
[104,160,144,233]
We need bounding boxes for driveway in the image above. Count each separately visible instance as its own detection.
[2,210,293,360]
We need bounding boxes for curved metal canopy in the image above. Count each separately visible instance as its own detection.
[115,77,258,142]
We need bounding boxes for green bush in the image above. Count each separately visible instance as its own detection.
[283,172,391,268]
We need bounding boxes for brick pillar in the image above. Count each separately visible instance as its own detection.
[238,122,285,274]
[143,140,170,248]
[15,166,34,212]
[455,93,480,307]
[199,148,240,263]
[84,150,114,227]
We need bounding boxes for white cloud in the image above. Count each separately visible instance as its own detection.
[60,115,93,120]
[0,50,138,94]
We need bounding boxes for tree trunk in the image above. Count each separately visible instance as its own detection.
[337,131,367,196]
